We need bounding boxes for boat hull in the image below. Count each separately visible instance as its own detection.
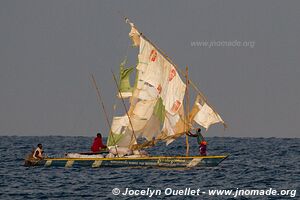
[24,155,228,168]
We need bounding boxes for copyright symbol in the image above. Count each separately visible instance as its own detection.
[112,188,120,195]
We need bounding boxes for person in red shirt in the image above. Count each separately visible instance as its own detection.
[91,133,107,152]
[200,141,207,156]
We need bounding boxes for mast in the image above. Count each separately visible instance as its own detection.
[111,71,140,152]
[185,66,190,156]
[90,74,119,156]
[90,74,111,130]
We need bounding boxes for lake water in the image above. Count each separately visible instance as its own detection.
[0,136,299,199]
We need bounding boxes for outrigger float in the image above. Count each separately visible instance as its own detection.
[25,155,228,168]
[25,17,229,169]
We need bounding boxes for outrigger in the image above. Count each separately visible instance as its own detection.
[25,155,228,168]
[25,17,229,168]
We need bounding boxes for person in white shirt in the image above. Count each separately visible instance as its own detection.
[33,144,44,159]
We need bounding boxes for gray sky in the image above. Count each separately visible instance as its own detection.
[0,0,299,138]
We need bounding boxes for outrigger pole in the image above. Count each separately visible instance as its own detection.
[111,71,140,153]
[90,74,119,157]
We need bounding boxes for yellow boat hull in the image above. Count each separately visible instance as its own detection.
[25,155,229,168]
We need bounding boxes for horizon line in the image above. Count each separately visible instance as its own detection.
[0,134,299,139]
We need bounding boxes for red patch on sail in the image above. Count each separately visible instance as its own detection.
[157,84,162,94]
[149,49,157,62]
[168,68,176,81]
[171,100,181,113]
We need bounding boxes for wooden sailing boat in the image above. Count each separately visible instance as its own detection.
[24,18,228,168]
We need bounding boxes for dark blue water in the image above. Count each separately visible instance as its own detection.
[0,136,299,199]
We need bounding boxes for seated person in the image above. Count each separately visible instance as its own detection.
[91,133,107,152]
[33,143,44,159]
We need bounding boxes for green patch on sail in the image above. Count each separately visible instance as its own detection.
[107,132,125,146]
[153,97,165,124]
[119,58,134,94]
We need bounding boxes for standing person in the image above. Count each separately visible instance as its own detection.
[33,144,44,159]
[91,133,107,152]
[186,128,207,156]
[199,141,207,156]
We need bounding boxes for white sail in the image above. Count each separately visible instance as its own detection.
[134,35,186,144]
[191,95,225,130]
[107,116,129,146]
[108,20,225,149]
[109,23,186,148]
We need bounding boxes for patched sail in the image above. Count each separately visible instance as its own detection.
[118,58,134,98]
[190,94,225,130]
[108,19,225,150]
[107,116,129,146]
[108,22,186,148]
[132,28,187,145]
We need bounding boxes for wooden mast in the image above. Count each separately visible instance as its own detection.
[90,74,119,156]
[90,74,111,131]
[185,66,190,156]
[111,71,140,152]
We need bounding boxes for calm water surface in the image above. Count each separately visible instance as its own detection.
[0,136,299,199]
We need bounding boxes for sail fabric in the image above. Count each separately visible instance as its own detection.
[107,116,129,146]
[153,97,165,124]
[160,105,186,144]
[136,38,186,112]
[124,97,165,145]
[108,114,139,148]
[160,63,186,115]
[111,116,129,133]
[118,58,134,98]
[112,24,186,148]
[109,99,158,148]
[139,115,161,141]
[132,100,156,120]
[135,37,186,143]
[191,95,225,130]
[108,21,227,150]
[135,83,159,100]
[140,97,165,141]
[128,22,140,46]
[109,22,227,149]
[115,129,137,147]
[128,99,157,133]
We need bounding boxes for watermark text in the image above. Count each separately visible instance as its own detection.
[191,40,255,48]
[112,187,297,198]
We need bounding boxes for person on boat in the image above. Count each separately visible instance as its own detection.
[91,133,107,152]
[199,141,207,156]
[186,128,207,156]
[33,144,44,159]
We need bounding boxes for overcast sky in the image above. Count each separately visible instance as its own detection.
[0,0,299,138]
